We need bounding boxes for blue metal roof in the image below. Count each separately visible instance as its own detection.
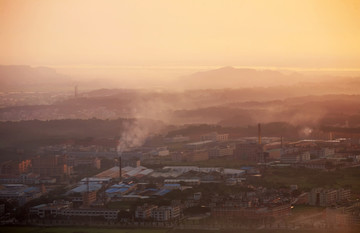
[241,166,254,170]
[105,187,128,193]
[154,189,171,196]
[24,187,40,193]
[145,188,158,192]
[164,184,180,187]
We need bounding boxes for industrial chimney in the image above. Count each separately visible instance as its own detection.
[74,85,78,98]
[118,156,122,183]
[258,123,261,145]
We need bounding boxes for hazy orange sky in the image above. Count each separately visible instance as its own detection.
[1,0,360,78]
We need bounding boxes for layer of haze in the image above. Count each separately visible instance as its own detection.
[1,0,360,80]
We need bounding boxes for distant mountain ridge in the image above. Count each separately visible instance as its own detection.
[1,65,360,92]
[179,66,304,89]
[0,65,72,91]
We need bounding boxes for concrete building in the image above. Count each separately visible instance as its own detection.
[151,206,171,221]
[209,146,234,157]
[310,147,335,158]
[0,159,31,175]
[293,159,328,170]
[223,168,245,178]
[189,150,209,162]
[201,132,229,142]
[234,143,264,162]
[0,204,5,216]
[32,155,71,181]
[123,159,141,168]
[164,179,201,186]
[30,200,72,218]
[167,205,181,220]
[309,188,351,207]
[164,135,190,143]
[211,204,291,219]
[152,147,170,157]
[280,151,310,164]
[172,150,209,162]
[186,140,213,150]
[135,204,158,220]
[82,190,97,207]
[61,208,119,220]
[193,192,202,200]
[319,148,335,158]
[67,156,101,169]
[266,148,282,160]
[151,205,180,221]
[30,200,119,220]
[0,184,43,206]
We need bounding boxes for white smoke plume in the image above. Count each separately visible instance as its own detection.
[117,98,170,154]
[299,126,313,138]
[117,119,151,154]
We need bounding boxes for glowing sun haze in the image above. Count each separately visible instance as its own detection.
[1,0,360,78]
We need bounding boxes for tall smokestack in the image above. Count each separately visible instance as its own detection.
[74,85,78,98]
[258,123,261,145]
[119,156,122,183]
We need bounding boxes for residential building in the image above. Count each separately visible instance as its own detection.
[0,159,31,175]
[201,132,229,142]
[82,190,97,207]
[309,188,351,207]
[135,204,158,220]
[151,205,180,221]
[61,208,119,220]
[151,206,171,221]
[32,155,71,181]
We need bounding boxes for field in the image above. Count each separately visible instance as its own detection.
[172,230,359,233]
[249,166,360,193]
[0,227,168,233]
[2,227,360,233]
[143,157,256,169]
